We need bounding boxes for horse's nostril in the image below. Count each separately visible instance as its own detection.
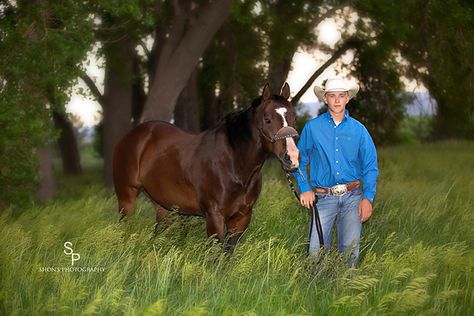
[284,153,291,162]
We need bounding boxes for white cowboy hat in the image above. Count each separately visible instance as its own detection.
[313,77,360,101]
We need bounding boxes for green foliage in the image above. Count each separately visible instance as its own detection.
[398,115,434,144]
[0,142,473,314]
[93,122,104,158]
[354,0,474,139]
[199,0,267,127]
[259,0,322,66]
[0,94,53,209]
[349,43,408,145]
[420,1,474,138]
[295,111,312,134]
[0,1,93,208]
[198,0,328,128]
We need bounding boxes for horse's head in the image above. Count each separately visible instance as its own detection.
[254,83,300,172]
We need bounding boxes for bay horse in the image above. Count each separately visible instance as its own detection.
[112,83,300,248]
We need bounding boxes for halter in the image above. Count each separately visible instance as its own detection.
[259,126,299,144]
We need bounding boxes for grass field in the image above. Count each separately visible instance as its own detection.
[1,141,473,315]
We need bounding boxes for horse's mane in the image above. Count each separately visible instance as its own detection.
[223,94,288,148]
[224,97,261,148]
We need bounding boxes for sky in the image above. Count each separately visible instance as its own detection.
[66,18,426,127]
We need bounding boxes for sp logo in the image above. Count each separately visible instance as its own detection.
[64,242,81,266]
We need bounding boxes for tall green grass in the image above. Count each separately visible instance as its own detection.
[1,141,473,315]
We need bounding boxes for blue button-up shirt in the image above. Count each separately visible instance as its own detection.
[293,110,378,202]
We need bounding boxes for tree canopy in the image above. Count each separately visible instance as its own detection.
[0,0,93,207]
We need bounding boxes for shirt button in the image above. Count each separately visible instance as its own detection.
[336,161,339,163]
[336,172,340,175]
[336,137,338,140]
[336,149,339,151]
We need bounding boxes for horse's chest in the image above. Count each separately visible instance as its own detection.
[223,177,262,213]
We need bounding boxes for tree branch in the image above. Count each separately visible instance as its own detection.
[159,0,190,63]
[80,74,105,108]
[291,38,362,106]
[138,39,151,58]
[311,5,347,29]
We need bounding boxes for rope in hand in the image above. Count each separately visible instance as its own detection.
[283,169,325,248]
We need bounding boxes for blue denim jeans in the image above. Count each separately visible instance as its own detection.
[308,187,363,267]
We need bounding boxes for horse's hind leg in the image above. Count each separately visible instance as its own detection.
[154,205,170,234]
[137,188,170,234]
[116,186,140,221]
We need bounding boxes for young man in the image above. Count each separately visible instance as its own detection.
[293,76,378,267]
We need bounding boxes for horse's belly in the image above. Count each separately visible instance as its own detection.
[141,170,201,216]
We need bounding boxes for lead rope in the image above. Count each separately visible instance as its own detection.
[283,169,324,248]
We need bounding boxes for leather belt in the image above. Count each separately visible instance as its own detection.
[312,180,360,196]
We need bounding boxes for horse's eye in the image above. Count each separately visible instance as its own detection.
[265,118,271,124]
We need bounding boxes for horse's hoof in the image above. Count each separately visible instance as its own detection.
[119,213,126,222]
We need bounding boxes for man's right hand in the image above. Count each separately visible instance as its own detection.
[300,191,316,209]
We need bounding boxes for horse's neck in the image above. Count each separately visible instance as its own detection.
[219,108,267,184]
[229,129,267,185]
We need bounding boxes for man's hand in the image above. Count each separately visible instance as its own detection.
[300,191,315,209]
[358,198,372,222]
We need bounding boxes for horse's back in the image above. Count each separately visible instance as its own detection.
[114,120,198,158]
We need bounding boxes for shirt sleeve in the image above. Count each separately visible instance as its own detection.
[292,123,313,193]
[359,127,378,202]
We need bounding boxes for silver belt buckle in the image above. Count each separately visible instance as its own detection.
[330,184,347,196]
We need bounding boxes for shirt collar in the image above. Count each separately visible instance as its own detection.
[344,109,350,120]
[324,109,350,124]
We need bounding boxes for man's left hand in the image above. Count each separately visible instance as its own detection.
[358,198,372,222]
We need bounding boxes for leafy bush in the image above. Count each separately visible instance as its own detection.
[397,115,434,144]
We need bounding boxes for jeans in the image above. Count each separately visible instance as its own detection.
[308,187,363,267]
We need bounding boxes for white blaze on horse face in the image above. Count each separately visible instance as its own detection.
[275,107,299,168]
[275,108,288,127]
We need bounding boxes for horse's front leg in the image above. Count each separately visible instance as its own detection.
[225,211,252,252]
[205,211,225,243]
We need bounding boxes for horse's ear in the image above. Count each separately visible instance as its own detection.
[262,83,272,101]
[280,82,290,99]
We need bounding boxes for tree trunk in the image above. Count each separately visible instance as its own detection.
[174,69,200,132]
[202,88,219,129]
[53,111,82,175]
[131,53,146,126]
[140,0,232,122]
[217,20,237,119]
[102,35,135,187]
[36,145,56,202]
[269,55,293,91]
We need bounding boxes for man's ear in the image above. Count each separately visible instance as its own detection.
[262,83,272,101]
[280,82,290,99]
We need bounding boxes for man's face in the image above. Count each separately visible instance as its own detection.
[323,91,350,115]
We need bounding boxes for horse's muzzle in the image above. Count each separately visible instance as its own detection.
[280,153,299,172]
